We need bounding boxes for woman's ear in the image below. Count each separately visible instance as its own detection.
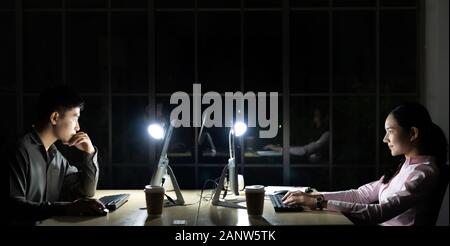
[50,112,60,126]
[410,127,419,142]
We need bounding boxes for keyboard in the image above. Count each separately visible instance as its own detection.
[269,194,304,212]
[256,150,282,157]
[99,193,130,211]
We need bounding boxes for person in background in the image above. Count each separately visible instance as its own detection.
[282,103,448,225]
[8,85,106,225]
[264,107,329,163]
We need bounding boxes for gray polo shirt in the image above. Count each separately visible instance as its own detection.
[8,129,99,224]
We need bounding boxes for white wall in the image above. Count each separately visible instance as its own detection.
[424,0,449,226]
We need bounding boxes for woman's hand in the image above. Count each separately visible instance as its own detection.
[281,190,322,210]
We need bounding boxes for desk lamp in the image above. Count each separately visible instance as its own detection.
[211,121,247,209]
[147,120,185,206]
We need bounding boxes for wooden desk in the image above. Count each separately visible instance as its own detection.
[38,190,200,226]
[196,194,352,226]
[39,190,352,226]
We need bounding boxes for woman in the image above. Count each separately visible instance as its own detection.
[282,103,448,225]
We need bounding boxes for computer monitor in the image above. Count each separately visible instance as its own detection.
[148,120,185,206]
[199,115,247,209]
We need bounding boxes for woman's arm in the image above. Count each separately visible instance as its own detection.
[321,178,382,204]
[325,165,438,224]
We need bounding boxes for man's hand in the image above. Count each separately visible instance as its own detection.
[67,132,95,154]
[263,144,282,152]
[65,198,108,216]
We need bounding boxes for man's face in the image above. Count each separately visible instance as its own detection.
[53,107,81,144]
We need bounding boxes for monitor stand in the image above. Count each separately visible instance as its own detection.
[211,164,246,209]
[163,165,185,207]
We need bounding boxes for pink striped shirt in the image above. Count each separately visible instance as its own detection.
[322,156,439,226]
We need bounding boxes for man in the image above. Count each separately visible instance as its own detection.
[8,85,106,225]
[264,107,329,163]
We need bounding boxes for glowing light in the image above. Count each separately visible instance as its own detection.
[147,124,164,139]
[233,122,247,137]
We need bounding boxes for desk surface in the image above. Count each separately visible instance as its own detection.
[39,190,352,226]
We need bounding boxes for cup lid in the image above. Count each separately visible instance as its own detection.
[144,185,165,192]
[245,185,265,192]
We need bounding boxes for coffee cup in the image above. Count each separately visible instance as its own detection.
[144,185,165,215]
[245,185,265,217]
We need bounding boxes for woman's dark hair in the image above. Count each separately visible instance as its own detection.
[35,85,84,126]
[382,102,448,184]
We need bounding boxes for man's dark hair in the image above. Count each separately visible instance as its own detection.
[35,85,84,126]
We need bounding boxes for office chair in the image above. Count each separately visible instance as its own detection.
[436,185,449,225]
[428,163,449,225]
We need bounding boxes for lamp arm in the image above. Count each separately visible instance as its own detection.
[157,122,174,167]
[229,129,234,159]
[150,121,174,186]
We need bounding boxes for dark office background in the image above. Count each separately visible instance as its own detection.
[0,0,427,191]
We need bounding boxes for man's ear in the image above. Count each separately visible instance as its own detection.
[50,112,60,126]
[410,127,419,142]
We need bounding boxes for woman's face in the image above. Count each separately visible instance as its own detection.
[383,114,413,156]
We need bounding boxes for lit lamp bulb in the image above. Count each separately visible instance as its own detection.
[233,122,247,137]
[147,123,165,140]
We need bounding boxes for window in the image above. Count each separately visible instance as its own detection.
[155,96,195,164]
[244,11,282,92]
[333,167,376,191]
[111,0,147,8]
[0,12,15,93]
[156,0,194,9]
[79,96,110,166]
[290,96,329,165]
[156,12,194,93]
[24,13,62,92]
[333,0,376,7]
[198,0,240,8]
[244,167,283,186]
[244,95,283,165]
[290,11,329,93]
[198,12,240,92]
[66,0,108,8]
[67,13,107,93]
[290,167,329,191]
[0,0,14,9]
[333,96,376,165]
[333,11,376,93]
[0,96,16,145]
[24,0,61,8]
[291,0,328,8]
[111,12,148,93]
[11,0,421,190]
[112,96,149,163]
[380,10,417,93]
